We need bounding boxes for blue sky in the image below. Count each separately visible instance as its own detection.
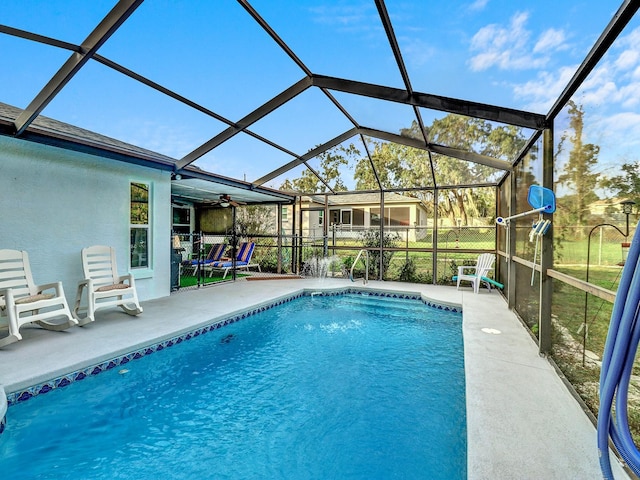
[1,1,639,187]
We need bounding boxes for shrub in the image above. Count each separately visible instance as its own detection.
[358,230,400,279]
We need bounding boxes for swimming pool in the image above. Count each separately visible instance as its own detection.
[0,291,465,479]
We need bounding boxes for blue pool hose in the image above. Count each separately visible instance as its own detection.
[598,222,640,479]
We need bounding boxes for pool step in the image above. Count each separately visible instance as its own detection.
[335,295,425,313]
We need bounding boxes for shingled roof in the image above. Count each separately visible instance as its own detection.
[0,101,176,167]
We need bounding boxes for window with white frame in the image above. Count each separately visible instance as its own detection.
[130,182,150,269]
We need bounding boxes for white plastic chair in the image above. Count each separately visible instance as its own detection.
[456,253,495,294]
[0,249,77,347]
[72,245,142,325]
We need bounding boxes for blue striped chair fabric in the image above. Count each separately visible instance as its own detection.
[206,241,261,278]
[212,242,255,268]
[185,243,227,266]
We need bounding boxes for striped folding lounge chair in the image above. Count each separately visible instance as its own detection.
[207,241,261,279]
[182,243,226,275]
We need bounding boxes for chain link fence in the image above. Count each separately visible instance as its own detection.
[172,223,497,288]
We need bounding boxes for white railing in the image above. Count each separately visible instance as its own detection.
[350,249,369,285]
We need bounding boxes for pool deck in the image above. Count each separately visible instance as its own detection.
[0,278,630,479]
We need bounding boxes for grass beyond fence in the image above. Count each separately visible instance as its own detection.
[549,263,640,443]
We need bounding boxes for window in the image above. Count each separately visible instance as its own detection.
[370,207,410,226]
[352,208,365,226]
[173,206,190,225]
[389,207,410,226]
[130,182,150,269]
[330,208,353,225]
[172,206,191,237]
[318,210,324,225]
[370,208,382,226]
[281,206,288,221]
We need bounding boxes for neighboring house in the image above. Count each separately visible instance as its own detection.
[588,198,628,217]
[0,102,291,301]
[282,192,431,242]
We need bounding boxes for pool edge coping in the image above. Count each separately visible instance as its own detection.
[0,386,5,435]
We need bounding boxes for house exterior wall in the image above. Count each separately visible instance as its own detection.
[0,135,171,302]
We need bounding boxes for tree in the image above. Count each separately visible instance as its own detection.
[280,114,526,225]
[353,115,526,224]
[601,160,640,210]
[353,140,407,190]
[234,205,275,239]
[280,144,359,193]
[428,116,525,225]
[359,229,401,279]
[556,101,600,226]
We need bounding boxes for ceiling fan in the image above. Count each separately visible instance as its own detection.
[206,194,246,208]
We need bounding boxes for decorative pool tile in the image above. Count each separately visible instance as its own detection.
[3,287,459,416]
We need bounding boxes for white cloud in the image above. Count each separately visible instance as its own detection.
[510,25,640,115]
[598,112,640,146]
[572,29,640,109]
[619,82,640,108]
[533,29,566,54]
[468,12,568,72]
[309,3,376,31]
[580,80,618,107]
[401,38,437,67]
[468,0,489,12]
[513,66,577,112]
[615,49,640,70]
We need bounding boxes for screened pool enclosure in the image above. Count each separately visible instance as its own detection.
[2,0,640,462]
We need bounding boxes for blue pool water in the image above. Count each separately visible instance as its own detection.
[0,293,466,479]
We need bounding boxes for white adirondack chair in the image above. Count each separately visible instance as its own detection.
[456,253,496,294]
[0,249,77,347]
[72,245,142,326]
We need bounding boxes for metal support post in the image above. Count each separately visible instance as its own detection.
[432,190,439,284]
[539,126,554,355]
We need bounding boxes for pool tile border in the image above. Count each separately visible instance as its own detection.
[2,288,460,424]
[322,287,461,313]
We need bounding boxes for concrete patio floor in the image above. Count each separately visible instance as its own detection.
[0,278,629,479]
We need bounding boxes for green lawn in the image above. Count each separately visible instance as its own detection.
[547,264,640,442]
[556,237,629,265]
[551,265,620,356]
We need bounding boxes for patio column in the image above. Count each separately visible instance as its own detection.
[507,174,517,309]
[432,189,438,285]
[277,203,283,274]
[324,194,329,257]
[292,198,298,274]
[539,126,554,354]
[379,191,384,281]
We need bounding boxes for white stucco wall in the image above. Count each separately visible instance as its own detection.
[0,135,172,302]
